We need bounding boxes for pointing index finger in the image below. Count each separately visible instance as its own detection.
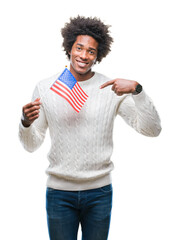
[100,79,115,89]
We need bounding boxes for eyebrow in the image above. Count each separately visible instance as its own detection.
[76,43,97,52]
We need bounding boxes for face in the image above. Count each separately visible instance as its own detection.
[69,35,98,80]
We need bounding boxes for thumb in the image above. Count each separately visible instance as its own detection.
[34,98,41,102]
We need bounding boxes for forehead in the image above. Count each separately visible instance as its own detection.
[74,35,98,49]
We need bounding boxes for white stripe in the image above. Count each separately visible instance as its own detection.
[51,85,82,111]
[76,83,88,99]
[56,79,71,91]
[54,81,85,107]
[74,84,88,101]
[57,79,88,102]
[69,85,86,106]
[51,86,81,112]
[72,87,86,106]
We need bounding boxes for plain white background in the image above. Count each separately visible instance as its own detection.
[1,0,180,239]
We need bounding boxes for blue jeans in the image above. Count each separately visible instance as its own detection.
[46,184,113,240]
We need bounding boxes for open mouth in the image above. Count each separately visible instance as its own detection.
[76,60,88,68]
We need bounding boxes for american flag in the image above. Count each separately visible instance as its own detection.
[50,68,88,112]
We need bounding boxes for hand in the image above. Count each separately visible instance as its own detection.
[21,98,41,127]
[100,78,138,96]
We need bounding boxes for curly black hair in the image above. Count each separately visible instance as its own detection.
[61,16,113,63]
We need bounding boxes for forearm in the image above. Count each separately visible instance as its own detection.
[118,91,161,137]
[19,121,47,152]
[19,85,48,152]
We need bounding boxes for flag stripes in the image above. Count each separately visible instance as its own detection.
[51,87,81,112]
[50,69,88,112]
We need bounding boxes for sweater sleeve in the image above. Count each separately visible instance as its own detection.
[18,85,48,152]
[117,90,162,137]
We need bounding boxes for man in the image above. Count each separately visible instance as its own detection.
[19,16,161,240]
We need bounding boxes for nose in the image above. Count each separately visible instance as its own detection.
[80,50,88,60]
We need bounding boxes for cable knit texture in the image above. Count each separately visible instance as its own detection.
[19,71,161,190]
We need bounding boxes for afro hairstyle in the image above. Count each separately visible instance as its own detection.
[61,16,113,63]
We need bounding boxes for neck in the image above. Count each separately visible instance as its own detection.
[69,65,94,81]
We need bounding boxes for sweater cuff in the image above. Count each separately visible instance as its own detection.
[132,90,147,103]
[19,120,33,132]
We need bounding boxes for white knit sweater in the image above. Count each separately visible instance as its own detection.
[19,71,161,191]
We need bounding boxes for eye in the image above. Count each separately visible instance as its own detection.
[89,50,95,55]
[76,46,82,51]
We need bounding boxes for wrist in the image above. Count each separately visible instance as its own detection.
[132,83,143,95]
[21,114,31,128]
[21,120,31,128]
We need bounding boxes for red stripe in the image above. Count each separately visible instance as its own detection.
[56,80,72,95]
[73,84,88,102]
[51,83,82,110]
[50,87,80,112]
[72,86,86,104]
[76,82,88,98]
[76,87,88,101]
[55,81,85,107]
[75,84,87,100]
